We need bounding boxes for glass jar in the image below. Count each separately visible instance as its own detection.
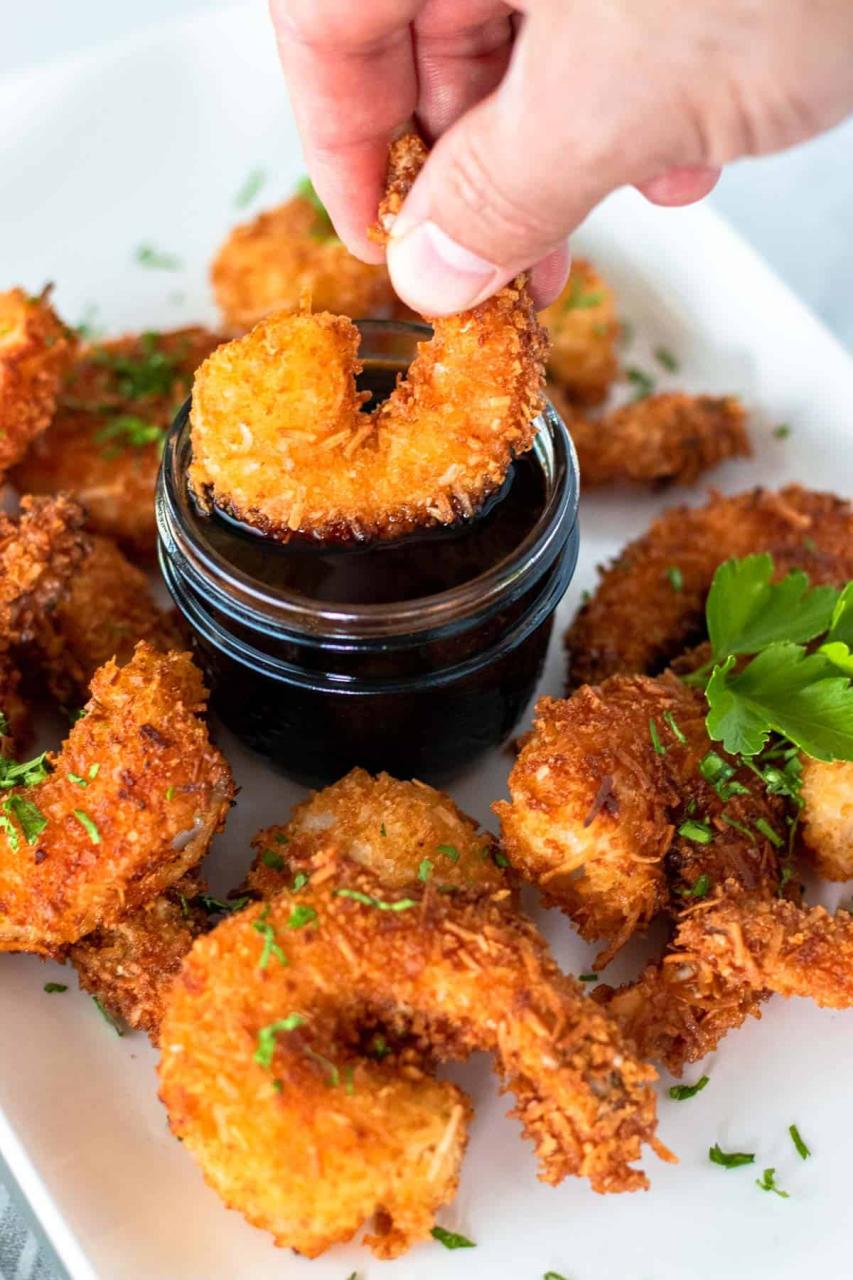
[156,320,579,785]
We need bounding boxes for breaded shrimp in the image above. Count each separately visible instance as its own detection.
[247,767,505,900]
[566,486,853,689]
[799,758,853,880]
[552,386,750,489]
[12,328,222,558]
[69,873,210,1038]
[27,534,181,705]
[0,287,76,474]
[190,134,547,542]
[159,850,663,1259]
[211,182,393,332]
[538,261,618,405]
[0,494,87,645]
[496,674,785,965]
[0,644,232,954]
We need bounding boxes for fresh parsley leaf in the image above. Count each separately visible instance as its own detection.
[709,1143,754,1169]
[679,872,711,898]
[431,1226,476,1250]
[826,582,853,647]
[789,1124,811,1159]
[4,795,47,844]
[706,645,853,760]
[261,848,286,870]
[755,1167,789,1197]
[678,819,713,845]
[0,749,51,788]
[663,709,687,743]
[252,906,287,969]
[286,904,317,930]
[706,555,838,661]
[819,640,853,675]
[669,1075,709,1101]
[254,1014,305,1068]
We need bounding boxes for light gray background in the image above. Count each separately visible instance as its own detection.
[1,3,850,1277]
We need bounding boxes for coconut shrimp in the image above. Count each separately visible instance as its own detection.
[552,386,750,489]
[211,180,394,333]
[0,287,76,475]
[538,260,619,405]
[566,486,853,690]
[12,327,222,558]
[0,644,232,954]
[189,134,547,542]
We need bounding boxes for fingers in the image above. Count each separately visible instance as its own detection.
[636,166,722,207]
[413,0,515,140]
[269,0,422,261]
[528,243,571,311]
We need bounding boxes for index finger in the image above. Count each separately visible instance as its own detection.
[270,0,423,260]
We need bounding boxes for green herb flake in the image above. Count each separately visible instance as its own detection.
[67,772,87,786]
[649,718,666,756]
[254,1014,305,1069]
[789,1124,811,1159]
[196,893,251,916]
[579,973,599,983]
[334,888,417,912]
[343,1065,355,1096]
[544,1273,570,1280]
[4,795,48,844]
[755,817,784,848]
[666,564,684,594]
[291,872,309,893]
[619,319,634,348]
[418,857,433,882]
[0,749,52,789]
[436,843,460,863]
[252,906,288,969]
[773,423,791,439]
[431,1225,476,1250]
[304,1046,340,1088]
[73,809,101,844]
[709,1143,754,1169]
[721,813,755,842]
[380,823,387,837]
[756,1166,789,1197]
[286,904,317,930]
[669,1074,709,1101]
[135,244,182,271]
[370,1033,390,1060]
[626,366,656,401]
[94,415,165,457]
[165,785,175,801]
[654,346,679,372]
[678,819,713,845]
[44,982,68,994]
[261,848,286,870]
[493,849,511,868]
[679,872,711,899]
[294,176,335,238]
[663,709,687,743]
[88,763,100,779]
[234,167,267,208]
[93,997,124,1036]
[0,813,19,852]
[563,276,603,311]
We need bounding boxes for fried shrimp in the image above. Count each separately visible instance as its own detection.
[496,674,785,966]
[566,486,853,689]
[189,134,547,542]
[552,386,750,489]
[538,260,618,405]
[0,644,232,954]
[799,758,853,880]
[27,534,181,705]
[0,287,76,475]
[211,182,393,332]
[12,328,222,558]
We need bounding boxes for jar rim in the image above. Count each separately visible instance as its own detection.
[156,319,579,641]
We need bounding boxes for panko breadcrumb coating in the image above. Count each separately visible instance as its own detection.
[69,874,210,1039]
[0,287,76,475]
[496,674,785,965]
[0,644,233,954]
[552,386,750,489]
[538,260,618,405]
[27,534,181,706]
[12,328,222,558]
[212,184,393,332]
[190,134,547,541]
[566,486,853,689]
[799,758,853,881]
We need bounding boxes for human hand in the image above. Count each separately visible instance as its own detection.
[270,0,853,314]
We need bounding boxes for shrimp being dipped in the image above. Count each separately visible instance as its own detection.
[12,328,222,558]
[160,771,665,1260]
[538,260,619,405]
[189,135,548,542]
[0,287,76,475]
[0,644,233,954]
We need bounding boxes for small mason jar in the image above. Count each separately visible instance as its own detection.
[156,320,579,785]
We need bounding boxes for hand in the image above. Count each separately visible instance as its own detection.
[270,0,853,314]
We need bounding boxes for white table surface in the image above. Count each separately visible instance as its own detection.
[1,6,851,1279]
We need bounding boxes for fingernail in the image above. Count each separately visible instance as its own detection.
[387,221,500,315]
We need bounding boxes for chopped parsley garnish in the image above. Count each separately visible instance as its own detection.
[334,889,417,912]
[304,1047,340,1087]
[291,872,309,893]
[669,1075,709,1101]
[261,848,286,871]
[91,331,181,401]
[698,752,749,802]
[135,244,182,271]
[721,813,755,841]
[254,1014,305,1068]
[709,1143,754,1169]
[579,973,598,982]
[544,1273,570,1280]
[418,857,433,882]
[286,904,317,930]
[274,832,289,844]
[754,817,783,848]
[0,814,19,852]
[74,304,101,340]
[619,319,634,348]
[165,785,175,801]
[663,709,687,743]
[755,1167,789,1197]
[679,872,711,899]
[234,167,266,208]
[493,849,511,868]
[563,276,603,310]
[369,1033,390,1059]
[666,565,684,593]
[678,819,713,845]
[294,176,335,238]
[789,1124,811,1159]
[437,843,460,863]
[626,366,656,400]
[196,893,251,916]
[88,763,100,779]
[94,415,165,456]
[4,795,47,844]
[0,749,51,789]
[68,772,88,786]
[654,345,679,372]
[431,1226,476,1250]
[380,823,387,836]
[73,809,101,844]
[773,423,791,439]
[343,1065,355,1095]
[252,906,287,969]
[649,718,666,756]
[93,997,124,1036]
[44,982,67,994]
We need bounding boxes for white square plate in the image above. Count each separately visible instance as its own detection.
[1,6,852,1278]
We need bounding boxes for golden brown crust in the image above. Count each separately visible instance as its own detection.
[0,288,77,474]
[11,328,222,558]
[212,192,393,332]
[799,758,853,881]
[159,852,662,1259]
[555,388,751,489]
[566,486,853,689]
[538,261,619,405]
[0,644,233,953]
[0,494,88,645]
[372,133,430,241]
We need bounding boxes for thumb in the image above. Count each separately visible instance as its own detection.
[386,3,706,315]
